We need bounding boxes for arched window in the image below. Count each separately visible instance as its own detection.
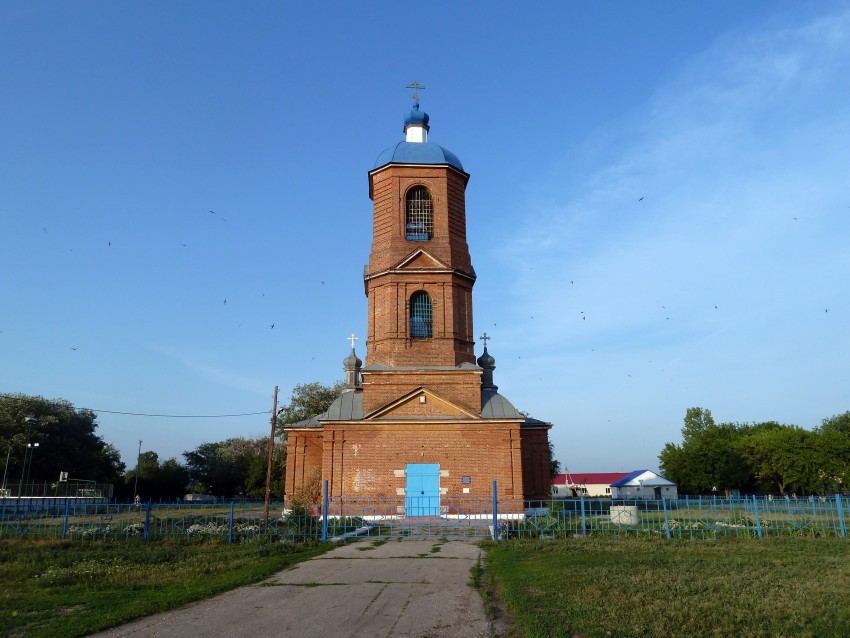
[405,186,433,241]
[410,291,432,339]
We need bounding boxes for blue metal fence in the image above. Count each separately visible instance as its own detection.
[2,490,848,543]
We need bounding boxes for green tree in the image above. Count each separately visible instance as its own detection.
[682,406,716,439]
[182,437,284,498]
[276,381,345,430]
[124,451,190,501]
[737,423,820,495]
[549,442,561,478]
[814,411,850,493]
[659,408,749,494]
[0,393,125,487]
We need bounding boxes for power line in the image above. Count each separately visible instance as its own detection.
[90,409,270,418]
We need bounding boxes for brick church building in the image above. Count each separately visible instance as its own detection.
[283,95,552,512]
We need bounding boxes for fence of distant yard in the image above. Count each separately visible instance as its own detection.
[1,490,847,543]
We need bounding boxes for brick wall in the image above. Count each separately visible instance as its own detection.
[361,368,482,414]
[365,163,476,368]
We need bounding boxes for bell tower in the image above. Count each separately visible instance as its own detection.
[365,90,476,368]
[282,88,554,507]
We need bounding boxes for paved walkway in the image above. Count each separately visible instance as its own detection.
[93,538,498,638]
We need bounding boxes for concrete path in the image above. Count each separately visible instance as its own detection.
[93,538,497,638]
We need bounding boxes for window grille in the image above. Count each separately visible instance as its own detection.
[410,291,432,339]
[405,186,433,241]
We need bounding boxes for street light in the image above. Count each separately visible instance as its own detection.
[24,442,40,485]
[1,445,11,497]
[17,416,36,498]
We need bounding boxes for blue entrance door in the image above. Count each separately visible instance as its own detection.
[405,463,440,517]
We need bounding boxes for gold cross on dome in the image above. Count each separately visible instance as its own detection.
[479,333,490,348]
[347,333,359,349]
[406,81,426,106]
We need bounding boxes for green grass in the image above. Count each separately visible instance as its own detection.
[482,538,850,638]
[0,538,330,638]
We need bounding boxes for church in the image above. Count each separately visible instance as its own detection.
[283,90,552,513]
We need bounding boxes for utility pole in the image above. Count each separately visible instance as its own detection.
[133,439,142,501]
[263,385,279,519]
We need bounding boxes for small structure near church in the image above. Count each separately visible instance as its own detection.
[611,470,678,499]
[282,89,552,512]
[552,471,678,499]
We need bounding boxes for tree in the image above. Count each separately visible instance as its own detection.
[737,423,821,495]
[659,408,749,494]
[813,411,850,493]
[183,437,284,498]
[0,393,125,487]
[276,381,345,430]
[682,407,716,440]
[123,451,190,501]
[549,442,561,478]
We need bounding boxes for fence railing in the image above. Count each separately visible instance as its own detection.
[1,490,847,543]
[0,482,114,499]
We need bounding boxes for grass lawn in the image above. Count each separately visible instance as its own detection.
[0,539,329,638]
[482,538,850,638]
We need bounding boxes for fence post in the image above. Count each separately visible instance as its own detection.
[836,494,847,539]
[62,498,70,538]
[492,480,498,541]
[322,480,329,543]
[144,500,152,541]
[662,497,671,539]
[580,497,587,537]
[752,495,763,539]
[228,501,235,544]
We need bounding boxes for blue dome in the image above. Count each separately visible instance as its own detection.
[404,106,430,129]
[373,141,464,171]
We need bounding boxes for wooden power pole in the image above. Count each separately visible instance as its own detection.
[263,385,279,519]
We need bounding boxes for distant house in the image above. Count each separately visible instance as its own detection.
[552,470,678,499]
[610,470,678,500]
[552,472,630,498]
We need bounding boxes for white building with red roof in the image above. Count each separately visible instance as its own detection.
[552,470,678,499]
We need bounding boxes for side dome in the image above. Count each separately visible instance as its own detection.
[373,142,464,171]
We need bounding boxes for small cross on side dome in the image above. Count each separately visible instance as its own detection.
[347,333,359,348]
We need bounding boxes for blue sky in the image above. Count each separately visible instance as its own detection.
[2,1,848,475]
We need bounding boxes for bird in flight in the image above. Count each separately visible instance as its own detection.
[223,299,227,305]
[271,323,275,329]
[209,210,216,215]
[638,197,644,201]
[108,241,112,247]
[70,347,78,351]
[321,281,326,285]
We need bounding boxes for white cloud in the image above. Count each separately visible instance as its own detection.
[490,7,850,471]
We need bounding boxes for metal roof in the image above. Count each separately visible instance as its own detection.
[553,472,630,486]
[293,389,363,426]
[610,470,675,487]
[373,141,464,171]
[480,389,523,419]
[291,386,548,426]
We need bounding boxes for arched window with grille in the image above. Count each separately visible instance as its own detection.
[405,186,433,241]
[409,291,432,339]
